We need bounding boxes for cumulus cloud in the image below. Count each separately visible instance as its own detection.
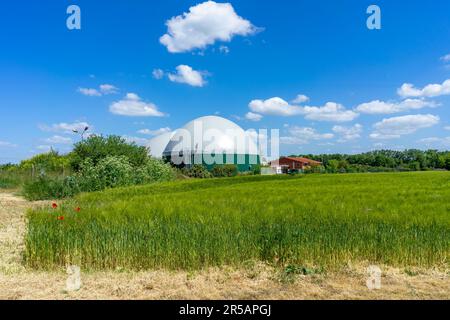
[245,112,263,122]
[370,114,440,140]
[280,126,334,145]
[397,79,450,98]
[332,124,363,142]
[160,1,259,53]
[44,135,73,145]
[301,102,359,122]
[291,94,309,104]
[152,69,165,79]
[99,84,118,94]
[356,99,439,114]
[78,84,118,96]
[78,87,101,96]
[109,93,165,117]
[39,121,92,134]
[138,127,172,136]
[0,141,17,148]
[440,54,450,62]
[168,65,207,87]
[249,97,358,122]
[249,97,303,117]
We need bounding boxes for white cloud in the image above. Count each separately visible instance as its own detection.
[44,135,73,145]
[168,65,207,87]
[249,98,358,122]
[245,112,263,122]
[281,126,334,145]
[291,94,309,104]
[0,141,17,148]
[138,127,172,136]
[39,121,91,134]
[78,84,118,96]
[332,124,363,142]
[445,126,450,131]
[370,114,440,140]
[122,135,150,146]
[160,1,258,53]
[109,93,165,117]
[301,102,359,122]
[397,79,450,98]
[78,87,101,96]
[152,69,165,79]
[249,97,303,116]
[219,45,230,54]
[356,99,438,114]
[418,136,450,147]
[99,84,118,95]
[440,54,450,62]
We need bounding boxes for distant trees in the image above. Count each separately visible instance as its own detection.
[295,149,450,173]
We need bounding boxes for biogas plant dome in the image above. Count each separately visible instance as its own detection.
[158,116,261,171]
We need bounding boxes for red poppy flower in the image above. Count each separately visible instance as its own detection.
[52,203,58,209]
[75,207,81,212]
[57,216,64,221]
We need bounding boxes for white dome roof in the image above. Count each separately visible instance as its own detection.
[147,131,175,158]
[163,116,259,156]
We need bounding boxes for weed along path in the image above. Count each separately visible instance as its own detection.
[0,190,448,300]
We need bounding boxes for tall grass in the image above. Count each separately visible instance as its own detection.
[25,172,450,270]
[0,170,32,189]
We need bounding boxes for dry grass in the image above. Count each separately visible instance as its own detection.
[0,191,448,300]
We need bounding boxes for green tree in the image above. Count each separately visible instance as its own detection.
[69,135,148,171]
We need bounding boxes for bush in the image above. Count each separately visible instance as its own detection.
[134,158,175,184]
[20,150,70,173]
[211,164,238,177]
[22,176,75,200]
[74,156,135,192]
[69,135,148,171]
[22,156,176,200]
[182,165,212,178]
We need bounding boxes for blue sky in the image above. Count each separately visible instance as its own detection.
[1,0,450,163]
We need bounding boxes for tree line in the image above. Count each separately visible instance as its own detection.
[293,149,450,173]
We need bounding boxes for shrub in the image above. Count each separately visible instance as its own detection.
[211,164,238,177]
[22,176,73,200]
[182,165,212,178]
[69,135,148,171]
[134,158,175,184]
[74,156,135,192]
[22,156,175,200]
[20,150,70,173]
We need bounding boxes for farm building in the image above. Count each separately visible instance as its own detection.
[270,157,322,174]
[149,116,261,172]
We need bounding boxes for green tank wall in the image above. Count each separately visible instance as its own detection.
[165,153,260,172]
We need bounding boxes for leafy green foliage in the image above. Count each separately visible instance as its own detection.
[25,172,450,270]
[22,155,175,200]
[182,165,212,178]
[19,150,70,173]
[295,149,450,173]
[211,164,238,177]
[69,135,148,171]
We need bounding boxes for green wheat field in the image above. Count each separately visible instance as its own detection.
[25,172,450,270]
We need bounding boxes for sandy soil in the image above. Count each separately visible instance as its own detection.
[0,191,448,300]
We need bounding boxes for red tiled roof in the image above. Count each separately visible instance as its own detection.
[282,157,322,164]
[271,157,322,165]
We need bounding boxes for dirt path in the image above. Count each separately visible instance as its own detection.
[0,191,448,300]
